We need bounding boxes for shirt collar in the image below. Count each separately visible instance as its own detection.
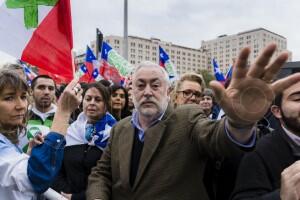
[281,125,300,157]
[31,104,57,121]
[282,125,300,146]
[131,109,166,132]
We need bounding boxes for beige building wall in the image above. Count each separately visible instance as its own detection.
[201,28,291,73]
[74,28,291,76]
[89,35,208,76]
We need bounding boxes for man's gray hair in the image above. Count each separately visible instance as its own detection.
[133,61,170,86]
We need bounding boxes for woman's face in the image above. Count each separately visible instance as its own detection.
[199,96,213,111]
[111,89,126,111]
[0,87,27,129]
[83,87,106,122]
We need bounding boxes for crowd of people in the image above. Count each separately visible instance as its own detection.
[1,43,300,200]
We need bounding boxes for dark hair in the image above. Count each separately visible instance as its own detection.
[31,75,56,90]
[0,70,29,144]
[109,84,129,120]
[202,88,215,101]
[55,84,67,99]
[98,79,112,87]
[82,82,111,112]
[273,92,283,108]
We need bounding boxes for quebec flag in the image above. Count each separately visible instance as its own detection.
[159,46,177,81]
[212,58,225,82]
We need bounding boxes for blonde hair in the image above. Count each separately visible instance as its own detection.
[174,72,205,93]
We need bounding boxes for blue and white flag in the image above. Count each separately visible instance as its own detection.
[20,62,37,85]
[159,46,178,81]
[225,65,233,80]
[212,58,225,83]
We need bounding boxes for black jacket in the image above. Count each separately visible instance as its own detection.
[232,128,299,200]
[51,144,103,200]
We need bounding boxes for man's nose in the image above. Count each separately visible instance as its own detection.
[144,85,153,96]
[43,87,51,94]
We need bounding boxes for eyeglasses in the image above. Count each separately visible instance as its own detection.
[177,90,202,100]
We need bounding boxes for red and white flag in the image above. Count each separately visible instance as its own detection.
[0,0,73,82]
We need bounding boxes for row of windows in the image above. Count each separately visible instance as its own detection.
[130,42,156,50]
[128,60,204,73]
[203,35,285,49]
[107,39,207,60]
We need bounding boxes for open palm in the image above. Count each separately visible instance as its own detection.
[210,43,300,126]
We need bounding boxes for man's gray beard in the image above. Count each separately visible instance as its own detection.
[137,98,168,119]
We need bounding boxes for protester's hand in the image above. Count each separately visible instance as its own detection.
[57,78,82,114]
[280,161,300,200]
[26,133,44,155]
[210,43,300,127]
[61,192,72,200]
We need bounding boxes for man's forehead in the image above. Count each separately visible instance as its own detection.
[36,78,55,86]
[133,67,165,81]
[180,80,202,90]
[284,82,300,97]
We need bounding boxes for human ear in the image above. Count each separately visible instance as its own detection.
[270,105,282,119]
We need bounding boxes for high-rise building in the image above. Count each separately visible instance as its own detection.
[201,28,292,73]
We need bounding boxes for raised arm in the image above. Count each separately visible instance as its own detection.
[28,79,82,193]
[210,43,300,143]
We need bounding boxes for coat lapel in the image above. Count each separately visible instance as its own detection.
[119,121,135,190]
[132,105,173,190]
[132,122,166,190]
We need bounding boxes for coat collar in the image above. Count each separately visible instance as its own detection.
[118,104,173,190]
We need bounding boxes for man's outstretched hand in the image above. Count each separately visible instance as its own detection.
[210,43,300,127]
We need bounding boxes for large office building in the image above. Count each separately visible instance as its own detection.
[201,28,292,73]
[89,35,208,75]
[75,28,292,76]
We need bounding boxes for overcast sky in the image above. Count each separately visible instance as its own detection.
[1,0,300,62]
[71,0,300,61]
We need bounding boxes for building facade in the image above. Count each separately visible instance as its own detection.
[201,28,292,73]
[90,35,208,75]
[74,28,291,76]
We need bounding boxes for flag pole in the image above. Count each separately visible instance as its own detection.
[123,0,128,60]
[71,49,76,82]
[96,28,103,60]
